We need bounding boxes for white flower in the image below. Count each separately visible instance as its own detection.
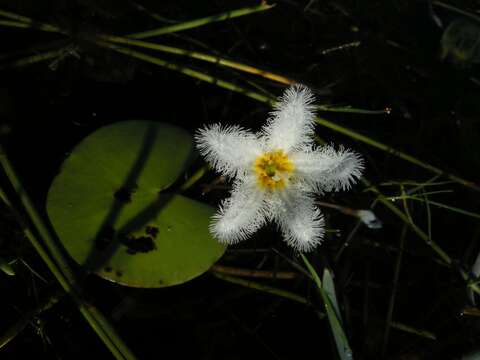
[195,85,364,252]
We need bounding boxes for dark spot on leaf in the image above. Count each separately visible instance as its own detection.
[116,270,123,277]
[95,225,115,251]
[114,184,137,203]
[104,266,112,273]
[158,279,164,285]
[119,232,156,255]
[145,225,159,238]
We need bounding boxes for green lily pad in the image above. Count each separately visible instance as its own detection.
[46,120,225,288]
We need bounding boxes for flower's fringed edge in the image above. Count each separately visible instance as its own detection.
[195,85,364,253]
[209,179,268,244]
[321,145,364,192]
[195,123,259,178]
[274,192,325,252]
[261,84,317,151]
[290,144,364,194]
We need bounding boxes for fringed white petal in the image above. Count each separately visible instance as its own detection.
[195,124,263,178]
[261,85,316,152]
[272,189,325,252]
[291,144,364,192]
[196,85,365,252]
[210,177,267,244]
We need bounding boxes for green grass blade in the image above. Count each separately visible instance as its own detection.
[414,198,480,220]
[211,271,309,305]
[128,3,274,39]
[0,146,137,360]
[0,8,61,33]
[0,257,14,276]
[95,40,273,103]
[100,34,294,85]
[0,47,66,69]
[0,9,32,23]
[316,104,388,115]
[0,19,59,32]
[390,322,436,340]
[322,268,353,360]
[301,255,353,359]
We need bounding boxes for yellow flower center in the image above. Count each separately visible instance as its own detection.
[253,150,294,191]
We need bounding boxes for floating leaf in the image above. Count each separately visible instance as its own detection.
[47,120,225,288]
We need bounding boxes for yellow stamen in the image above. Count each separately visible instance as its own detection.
[253,150,294,190]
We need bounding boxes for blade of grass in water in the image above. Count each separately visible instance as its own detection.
[385,190,453,200]
[0,4,272,38]
[0,257,14,276]
[100,34,294,85]
[96,40,272,103]
[211,271,309,305]
[301,255,353,359]
[0,8,61,33]
[414,198,480,220]
[390,322,436,340]
[384,195,480,220]
[0,19,60,32]
[0,9,34,23]
[433,1,480,24]
[322,268,353,360]
[379,180,455,187]
[127,3,275,39]
[0,147,137,360]
[102,35,387,113]
[0,47,68,69]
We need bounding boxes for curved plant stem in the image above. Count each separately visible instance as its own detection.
[390,322,436,340]
[95,40,272,103]
[0,9,35,23]
[315,104,389,115]
[211,271,308,305]
[0,19,60,32]
[211,264,298,279]
[433,1,480,23]
[389,196,480,220]
[0,147,136,360]
[0,47,67,69]
[100,34,294,85]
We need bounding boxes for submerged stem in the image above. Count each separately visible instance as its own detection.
[0,146,136,360]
